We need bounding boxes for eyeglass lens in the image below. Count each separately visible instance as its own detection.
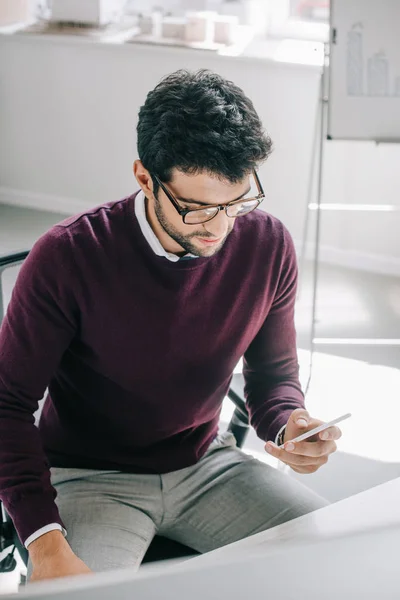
[184,199,259,224]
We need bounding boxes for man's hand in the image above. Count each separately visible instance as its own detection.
[265,408,342,474]
[28,530,92,583]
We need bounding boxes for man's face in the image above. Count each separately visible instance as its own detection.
[151,169,252,258]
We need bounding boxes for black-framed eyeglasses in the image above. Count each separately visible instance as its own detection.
[153,169,265,225]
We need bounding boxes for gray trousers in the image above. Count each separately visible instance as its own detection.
[39,433,329,572]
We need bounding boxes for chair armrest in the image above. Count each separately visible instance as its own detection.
[227,373,250,449]
[227,373,248,423]
[0,250,30,272]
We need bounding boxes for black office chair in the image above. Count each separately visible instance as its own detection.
[0,250,250,573]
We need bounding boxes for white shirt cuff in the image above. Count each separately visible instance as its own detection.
[275,423,287,446]
[24,523,67,548]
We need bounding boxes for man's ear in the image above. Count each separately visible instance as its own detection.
[133,160,154,197]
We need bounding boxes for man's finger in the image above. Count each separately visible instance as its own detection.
[291,464,321,475]
[265,443,329,467]
[289,408,310,429]
[284,440,337,458]
[319,426,342,441]
[265,442,290,462]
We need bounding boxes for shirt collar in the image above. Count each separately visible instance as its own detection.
[134,190,197,263]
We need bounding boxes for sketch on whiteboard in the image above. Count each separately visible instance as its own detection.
[367,51,389,96]
[347,23,363,96]
[346,22,400,98]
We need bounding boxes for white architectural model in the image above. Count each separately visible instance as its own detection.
[50,0,126,26]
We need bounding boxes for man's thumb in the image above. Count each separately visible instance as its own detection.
[291,409,310,428]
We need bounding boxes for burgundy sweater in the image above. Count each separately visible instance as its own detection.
[0,192,304,543]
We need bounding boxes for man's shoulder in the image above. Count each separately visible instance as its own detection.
[28,193,138,268]
[52,193,137,234]
[235,208,294,250]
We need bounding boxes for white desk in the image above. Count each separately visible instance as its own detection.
[3,477,399,599]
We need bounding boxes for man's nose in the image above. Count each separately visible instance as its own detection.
[204,209,229,238]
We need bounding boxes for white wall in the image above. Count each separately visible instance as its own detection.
[0,34,399,274]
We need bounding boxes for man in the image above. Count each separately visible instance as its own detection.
[0,70,341,582]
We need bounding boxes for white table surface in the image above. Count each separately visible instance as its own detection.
[3,477,399,599]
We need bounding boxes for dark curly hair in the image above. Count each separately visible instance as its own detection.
[137,69,273,194]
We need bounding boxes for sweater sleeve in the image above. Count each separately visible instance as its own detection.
[243,226,305,443]
[0,228,78,544]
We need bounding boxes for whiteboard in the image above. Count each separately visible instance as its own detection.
[328,0,400,141]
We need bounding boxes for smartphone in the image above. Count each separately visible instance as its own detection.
[279,412,352,448]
